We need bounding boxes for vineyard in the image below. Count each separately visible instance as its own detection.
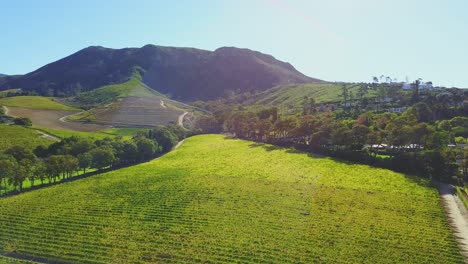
[256,83,373,104]
[67,73,190,127]
[0,125,54,152]
[0,135,462,263]
[35,127,145,140]
[0,96,79,111]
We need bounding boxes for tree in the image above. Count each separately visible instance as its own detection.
[151,126,178,152]
[309,97,316,114]
[35,160,47,185]
[62,155,79,178]
[33,145,50,158]
[462,146,468,180]
[372,76,379,84]
[45,155,66,183]
[411,102,433,123]
[411,79,420,103]
[5,146,35,162]
[77,152,93,174]
[136,138,157,161]
[341,84,349,108]
[19,159,34,190]
[90,148,116,170]
[117,140,139,165]
[194,116,222,134]
[352,125,370,147]
[0,155,17,194]
[68,138,95,156]
[13,117,32,126]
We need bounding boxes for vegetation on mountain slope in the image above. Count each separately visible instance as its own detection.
[255,82,377,109]
[0,45,318,100]
[0,96,79,111]
[0,135,462,263]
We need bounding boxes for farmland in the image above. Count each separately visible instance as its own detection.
[0,125,55,152]
[0,135,462,263]
[0,96,79,111]
[35,127,146,140]
[67,73,190,127]
[4,107,109,132]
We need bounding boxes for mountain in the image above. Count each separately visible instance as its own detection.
[0,45,320,100]
[0,74,6,77]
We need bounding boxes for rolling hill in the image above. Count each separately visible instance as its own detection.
[0,135,461,263]
[252,82,377,112]
[0,45,320,101]
[0,96,79,111]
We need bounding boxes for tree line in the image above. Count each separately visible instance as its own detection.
[0,124,186,195]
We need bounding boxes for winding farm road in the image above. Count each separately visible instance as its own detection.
[2,106,12,117]
[59,111,81,122]
[178,111,188,129]
[438,183,468,261]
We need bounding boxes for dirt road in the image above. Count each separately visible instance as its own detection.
[178,112,188,129]
[3,106,11,116]
[438,183,468,261]
[36,130,61,141]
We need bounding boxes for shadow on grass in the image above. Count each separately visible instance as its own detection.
[247,141,324,158]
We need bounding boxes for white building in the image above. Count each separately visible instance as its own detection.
[402,82,433,90]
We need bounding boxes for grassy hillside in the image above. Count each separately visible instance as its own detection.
[72,73,165,109]
[0,135,461,263]
[254,83,377,111]
[0,125,55,152]
[0,96,79,111]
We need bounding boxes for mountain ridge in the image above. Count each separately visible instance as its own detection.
[0,45,321,100]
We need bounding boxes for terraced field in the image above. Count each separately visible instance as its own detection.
[68,73,189,127]
[0,135,462,263]
[72,96,183,127]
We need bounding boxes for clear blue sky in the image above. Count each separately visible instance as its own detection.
[1,0,467,87]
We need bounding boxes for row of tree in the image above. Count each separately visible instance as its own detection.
[0,124,186,194]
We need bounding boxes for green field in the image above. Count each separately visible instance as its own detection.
[0,96,79,111]
[34,127,144,140]
[0,135,461,263]
[254,83,377,112]
[0,125,55,152]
